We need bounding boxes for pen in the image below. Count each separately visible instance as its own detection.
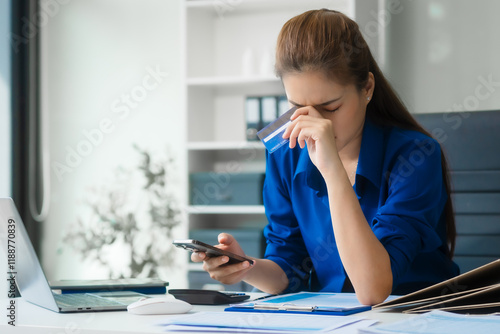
[252,294,278,301]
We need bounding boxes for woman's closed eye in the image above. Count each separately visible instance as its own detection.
[322,106,340,113]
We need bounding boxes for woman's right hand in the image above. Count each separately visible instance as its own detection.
[190,233,254,285]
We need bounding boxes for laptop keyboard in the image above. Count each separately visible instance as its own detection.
[53,293,126,308]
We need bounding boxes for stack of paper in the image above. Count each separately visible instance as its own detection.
[374,259,500,314]
[360,310,500,334]
[161,311,377,333]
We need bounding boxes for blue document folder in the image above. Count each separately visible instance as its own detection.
[225,292,371,316]
[49,278,168,295]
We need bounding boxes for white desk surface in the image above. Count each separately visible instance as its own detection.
[0,294,415,334]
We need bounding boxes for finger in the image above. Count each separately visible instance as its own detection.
[191,251,206,263]
[288,118,321,148]
[297,127,319,149]
[297,128,314,149]
[206,259,252,280]
[283,107,314,139]
[217,232,234,246]
[285,114,309,145]
[202,255,229,272]
[282,118,295,140]
[299,119,334,148]
[217,263,253,285]
[291,106,322,120]
[290,107,310,120]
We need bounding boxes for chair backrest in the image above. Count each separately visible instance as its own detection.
[414,110,500,273]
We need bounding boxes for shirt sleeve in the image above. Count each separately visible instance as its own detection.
[371,136,447,287]
[262,150,311,293]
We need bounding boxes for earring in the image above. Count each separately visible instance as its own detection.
[367,97,371,101]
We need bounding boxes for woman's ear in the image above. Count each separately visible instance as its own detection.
[364,72,375,101]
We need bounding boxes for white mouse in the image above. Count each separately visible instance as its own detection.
[127,297,192,315]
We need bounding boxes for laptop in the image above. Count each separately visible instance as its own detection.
[0,197,166,313]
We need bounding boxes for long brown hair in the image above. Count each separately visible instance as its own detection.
[275,9,456,257]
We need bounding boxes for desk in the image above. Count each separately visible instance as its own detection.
[0,294,415,334]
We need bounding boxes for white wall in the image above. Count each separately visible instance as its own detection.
[384,0,500,113]
[0,0,11,198]
[40,0,187,287]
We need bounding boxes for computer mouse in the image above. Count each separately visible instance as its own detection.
[127,297,193,315]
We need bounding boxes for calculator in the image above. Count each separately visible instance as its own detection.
[168,289,250,305]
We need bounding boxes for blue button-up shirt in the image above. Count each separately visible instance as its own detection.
[263,118,459,295]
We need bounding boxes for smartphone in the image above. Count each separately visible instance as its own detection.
[172,239,254,265]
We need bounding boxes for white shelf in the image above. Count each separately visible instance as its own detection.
[187,75,280,87]
[187,141,265,151]
[188,205,265,214]
[187,262,204,271]
[186,0,353,16]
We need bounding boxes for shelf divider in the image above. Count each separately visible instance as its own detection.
[187,141,265,151]
[187,205,266,214]
[187,75,280,87]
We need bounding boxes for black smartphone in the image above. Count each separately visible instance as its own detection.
[172,239,254,265]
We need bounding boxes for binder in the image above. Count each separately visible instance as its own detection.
[277,95,289,116]
[224,292,371,316]
[374,259,500,314]
[260,96,278,128]
[245,96,261,141]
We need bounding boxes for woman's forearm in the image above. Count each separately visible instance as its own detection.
[324,164,392,305]
[243,258,289,295]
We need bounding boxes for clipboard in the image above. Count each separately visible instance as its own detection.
[224,292,371,316]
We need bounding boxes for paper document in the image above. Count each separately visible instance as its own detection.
[161,311,363,332]
[330,320,378,334]
[360,310,500,334]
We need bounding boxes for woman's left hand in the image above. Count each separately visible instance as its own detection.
[282,106,340,175]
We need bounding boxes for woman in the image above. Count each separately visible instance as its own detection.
[192,9,459,305]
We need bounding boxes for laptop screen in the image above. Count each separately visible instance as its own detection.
[1,198,59,312]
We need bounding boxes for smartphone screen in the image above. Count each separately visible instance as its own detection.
[173,239,254,265]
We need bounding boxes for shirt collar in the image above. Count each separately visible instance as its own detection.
[356,117,385,190]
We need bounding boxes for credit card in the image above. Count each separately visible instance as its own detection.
[257,106,297,153]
